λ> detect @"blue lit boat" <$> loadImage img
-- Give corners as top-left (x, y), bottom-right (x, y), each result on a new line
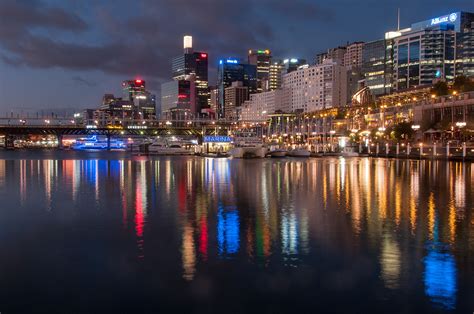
top-left (71, 136), bottom-right (125, 150)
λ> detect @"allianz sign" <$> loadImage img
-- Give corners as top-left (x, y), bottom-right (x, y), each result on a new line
top-left (431, 13), bottom-right (457, 26)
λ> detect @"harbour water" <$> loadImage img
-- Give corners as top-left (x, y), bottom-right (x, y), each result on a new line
top-left (0, 150), bottom-right (472, 313)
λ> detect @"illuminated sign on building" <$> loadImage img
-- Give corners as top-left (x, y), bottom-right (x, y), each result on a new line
top-left (431, 13), bottom-right (457, 25)
top-left (219, 59), bottom-right (238, 65)
top-left (203, 136), bottom-right (232, 143)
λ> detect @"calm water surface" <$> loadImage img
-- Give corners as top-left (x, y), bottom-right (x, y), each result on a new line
top-left (0, 150), bottom-right (473, 313)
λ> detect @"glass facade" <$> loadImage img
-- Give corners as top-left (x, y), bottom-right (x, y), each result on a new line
top-left (361, 39), bottom-right (393, 96)
top-left (172, 52), bottom-right (209, 113)
top-left (217, 60), bottom-right (257, 118)
top-left (390, 11), bottom-right (474, 91)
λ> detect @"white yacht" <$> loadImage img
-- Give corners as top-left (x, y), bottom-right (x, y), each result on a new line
top-left (267, 147), bottom-right (288, 158)
top-left (147, 140), bottom-right (193, 155)
top-left (229, 134), bottom-right (266, 158)
top-left (287, 148), bottom-right (311, 157)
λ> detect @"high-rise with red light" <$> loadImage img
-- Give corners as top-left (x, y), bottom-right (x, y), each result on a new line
top-left (170, 35), bottom-right (209, 114)
top-left (122, 79), bottom-right (156, 119)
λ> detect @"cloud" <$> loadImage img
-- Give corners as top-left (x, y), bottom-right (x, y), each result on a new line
top-left (72, 76), bottom-right (97, 87)
top-left (0, 0), bottom-right (333, 90)
top-left (0, 0), bottom-right (87, 38)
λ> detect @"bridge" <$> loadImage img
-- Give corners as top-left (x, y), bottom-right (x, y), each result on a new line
top-left (0, 118), bottom-right (266, 149)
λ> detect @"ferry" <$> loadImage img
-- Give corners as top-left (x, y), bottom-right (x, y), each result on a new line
top-left (71, 136), bottom-right (126, 150)
top-left (229, 132), bottom-right (266, 158)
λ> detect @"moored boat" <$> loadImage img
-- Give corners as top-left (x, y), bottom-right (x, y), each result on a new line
top-left (268, 149), bottom-right (287, 158)
top-left (229, 133), bottom-right (266, 158)
top-left (287, 148), bottom-right (311, 157)
top-left (148, 140), bottom-right (193, 155)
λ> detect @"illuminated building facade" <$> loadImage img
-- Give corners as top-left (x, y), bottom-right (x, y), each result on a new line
top-left (224, 81), bottom-right (249, 120)
top-left (217, 58), bottom-right (257, 118)
top-left (344, 42), bottom-right (364, 68)
top-left (248, 49), bottom-right (272, 92)
top-left (315, 46), bottom-right (346, 65)
top-left (283, 59), bottom-right (348, 112)
top-left (269, 61), bottom-right (284, 91)
top-left (387, 11), bottom-right (474, 90)
top-left (171, 35), bottom-right (210, 114)
top-left (241, 88), bottom-right (290, 121)
top-left (362, 39), bottom-right (394, 96)
top-left (283, 58), bottom-right (307, 73)
top-left (122, 79), bottom-right (156, 119)
top-left (160, 80), bottom-right (195, 118)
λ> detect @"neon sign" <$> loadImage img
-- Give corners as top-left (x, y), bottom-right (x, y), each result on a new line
top-left (203, 136), bottom-right (232, 143)
top-left (431, 13), bottom-right (457, 25)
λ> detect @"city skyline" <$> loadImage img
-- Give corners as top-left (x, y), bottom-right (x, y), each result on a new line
top-left (0, 0), bottom-right (473, 111)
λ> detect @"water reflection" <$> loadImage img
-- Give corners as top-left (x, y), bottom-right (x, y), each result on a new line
top-left (424, 243), bottom-right (457, 310)
top-left (0, 156), bottom-right (472, 312)
top-left (217, 205), bottom-right (240, 256)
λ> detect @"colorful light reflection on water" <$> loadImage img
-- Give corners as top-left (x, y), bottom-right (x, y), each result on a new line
top-left (0, 151), bottom-right (472, 313)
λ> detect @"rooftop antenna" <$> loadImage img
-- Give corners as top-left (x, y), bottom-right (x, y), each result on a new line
top-left (397, 8), bottom-right (400, 30)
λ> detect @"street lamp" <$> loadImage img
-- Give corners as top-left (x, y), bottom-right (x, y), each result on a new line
top-left (411, 125), bottom-right (420, 131)
top-left (456, 122), bottom-right (466, 128)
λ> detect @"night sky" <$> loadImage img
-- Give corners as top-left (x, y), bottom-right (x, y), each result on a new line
top-left (0, 0), bottom-right (473, 112)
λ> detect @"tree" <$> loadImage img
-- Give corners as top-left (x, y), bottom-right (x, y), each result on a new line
top-left (391, 122), bottom-right (414, 141)
top-left (453, 75), bottom-right (474, 93)
top-left (431, 81), bottom-right (449, 96)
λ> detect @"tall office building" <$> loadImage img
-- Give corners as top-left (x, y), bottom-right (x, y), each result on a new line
top-left (161, 80), bottom-right (196, 117)
top-left (248, 49), bottom-right (272, 92)
top-left (122, 79), bottom-right (156, 119)
top-left (209, 87), bottom-right (219, 114)
top-left (269, 61), bottom-right (284, 91)
top-left (224, 81), bottom-right (249, 120)
top-left (171, 35), bottom-right (209, 114)
top-left (269, 58), bottom-right (308, 91)
top-left (217, 58), bottom-right (257, 118)
top-left (362, 39), bottom-right (394, 96)
top-left (386, 11), bottom-right (474, 90)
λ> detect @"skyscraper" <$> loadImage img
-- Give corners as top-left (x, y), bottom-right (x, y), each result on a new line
top-left (269, 61), bottom-right (284, 91)
top-left (122, 79), bottom-right (156, 119)
top-left (386, 11), bottom-right (474, 90)
top-left (161, 80), bottom-right (196, 117)
top-left (170, 35), bottom-right (209, 114)
top-left (248, 49), bottom-right (272, 92)
top-left (362, 39), bottom-right (394, 96)
top-left (217, 58), bottom-right (257, 118)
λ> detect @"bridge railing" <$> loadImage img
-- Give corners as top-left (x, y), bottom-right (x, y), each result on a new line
top-left (0, 117), bottom-right (270, 128)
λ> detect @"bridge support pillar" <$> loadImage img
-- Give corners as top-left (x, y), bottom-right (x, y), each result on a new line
top-left (106, 134), bottom-right (111, 150)
top-left (57, 134), bottom-right (64, 149)
top-left (4, 134), bottom-right (15, 150)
